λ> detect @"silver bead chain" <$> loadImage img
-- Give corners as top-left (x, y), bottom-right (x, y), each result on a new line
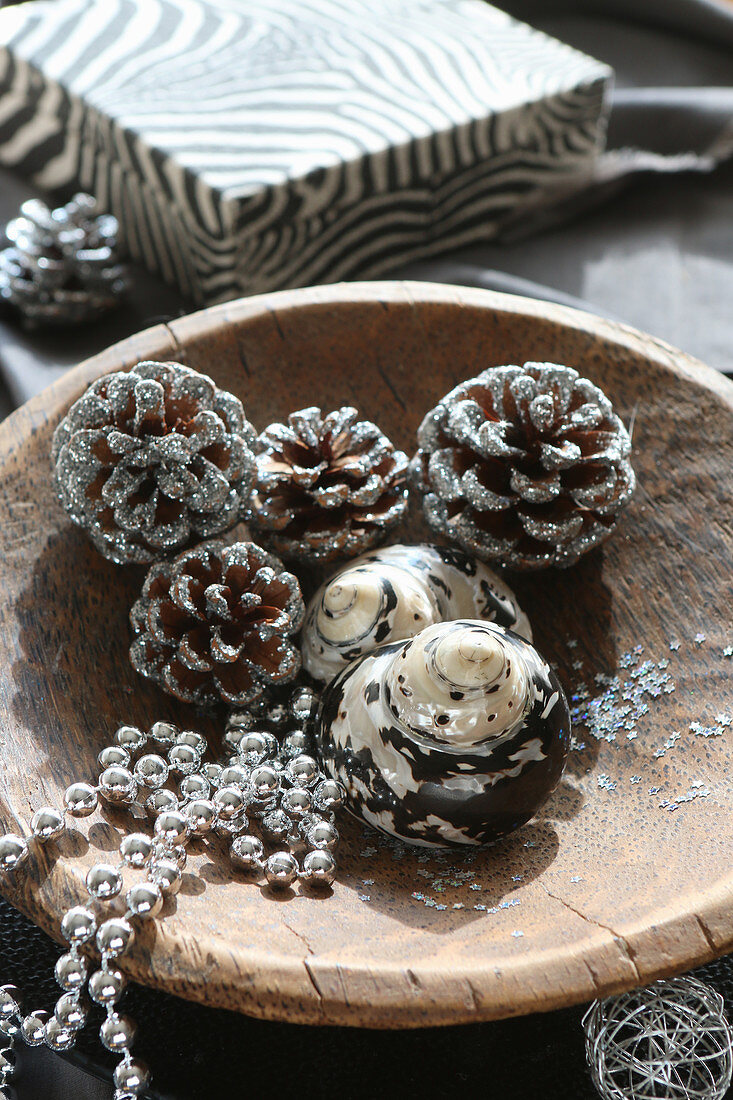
top-left (0, 684), bottom-right (344, 1099)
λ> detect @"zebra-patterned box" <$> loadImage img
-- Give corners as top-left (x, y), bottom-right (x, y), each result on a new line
top-left (0, 0), bottom-right (611, 305)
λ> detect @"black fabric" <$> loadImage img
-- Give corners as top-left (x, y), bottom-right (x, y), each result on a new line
top-left (3, 896), bottom-right (733, 1100)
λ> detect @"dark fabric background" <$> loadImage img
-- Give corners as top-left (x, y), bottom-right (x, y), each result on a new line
top-left (3, 893), bottom-right (733, 1100)
top-left (0, 1), bottom-right (732, 1097)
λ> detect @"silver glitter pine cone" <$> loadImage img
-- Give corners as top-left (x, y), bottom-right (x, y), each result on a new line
top-left (52, 360), bottom-right (257, 564)
top-left (0, 193), bottom-right (127, 327)
top-left (249, 405), bottom-right (409, 563)
top-left (410, 362), bottom-right (635, 570)
top-left (130, 540), bottom-right (305, 708)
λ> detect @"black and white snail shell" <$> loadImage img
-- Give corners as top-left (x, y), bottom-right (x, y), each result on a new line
top-left (315, 619), bottom-right (569, 848)
top-left (301, 543), bottom-right (531, 683)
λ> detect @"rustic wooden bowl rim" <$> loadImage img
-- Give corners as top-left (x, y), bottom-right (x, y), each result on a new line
top-left (1, 281), bottom-right (732, 1029)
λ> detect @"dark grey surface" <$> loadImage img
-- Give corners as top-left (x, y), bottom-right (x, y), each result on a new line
top-left (10, 1045), bottom-right (110, 1100)
top-left (2, 154), bottom-right (733, 415)
top-left (403, 159), bottom-right (733, 375)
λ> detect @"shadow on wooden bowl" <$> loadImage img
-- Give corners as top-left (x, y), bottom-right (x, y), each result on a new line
top-left (0, 281), bottom-right (732, 1028)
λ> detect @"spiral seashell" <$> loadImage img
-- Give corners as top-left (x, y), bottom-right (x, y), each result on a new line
top-left (315, 620), bottom-right (569, 848)
top-left (301, 543), bottom-right (531, 682)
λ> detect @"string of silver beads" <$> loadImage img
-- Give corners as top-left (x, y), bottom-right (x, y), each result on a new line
top-left (0, 722), bottom-right (193, 1094)
top-left (0, 985), bottom-right (19, 1099)
top-left (0, 690), bottom-right (343, 1096)
top-left (222, 687), bottom-right (344, 889)
top-left (0, 722), bottom-right (192, 1095)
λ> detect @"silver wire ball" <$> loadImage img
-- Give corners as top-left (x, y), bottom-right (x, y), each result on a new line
top-left (583, 977), bottom-right (733, 1100)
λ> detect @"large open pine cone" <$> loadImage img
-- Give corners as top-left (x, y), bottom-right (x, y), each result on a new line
top-left (52, 361), bottom-right (256, 564)
top-left (411, 363), bottom-right (635, 570)
top-left (249, 406), bottom-right (409, 563)
top-left (130, 541), bottom-right (304, 707)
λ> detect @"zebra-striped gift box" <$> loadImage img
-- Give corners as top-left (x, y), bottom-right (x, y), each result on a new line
top-left (0, 0), bottom-right (611, 306)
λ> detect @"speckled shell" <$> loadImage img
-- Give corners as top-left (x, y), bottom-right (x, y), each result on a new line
top-left (301, 543), bottom-right (532, 683)
top-left (315, 620), bottom-right (569, 848)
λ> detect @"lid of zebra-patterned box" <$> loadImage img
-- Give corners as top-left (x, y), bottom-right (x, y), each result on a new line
top-left (0, 0), bottom-right (611, 220)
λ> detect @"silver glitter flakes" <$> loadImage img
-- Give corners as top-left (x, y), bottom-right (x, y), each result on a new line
top-left (570, 647), bottom-right (676, 747)
top-left (690, 720), bottom-right (728, 739)
top-left (659, 783), bottom-right (710, 813)
top-left (652, 731), bottom-right (681, 759)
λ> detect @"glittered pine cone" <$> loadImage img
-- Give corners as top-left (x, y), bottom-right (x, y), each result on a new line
top-left (0, 193), bottom-right (127, 327)
top-left (130, 540), bottom-right (304, 707)
top-left (249, 406), bottom-right (409, 563)
top-left (52, 361), bottom-right (257, 564)
top-left (410, 362), bottom-right (635, 570)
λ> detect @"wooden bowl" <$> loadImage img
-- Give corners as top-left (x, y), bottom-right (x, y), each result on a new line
top-left (1, 282), bottom-right (732, 1028)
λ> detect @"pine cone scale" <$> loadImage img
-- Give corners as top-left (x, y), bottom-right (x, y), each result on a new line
top-left (157, 602), bottom-right (192, 639)
top-left (249, 571), bottom-right (296, 607)
top-left (208, 633), bottom-right (243, 665)
top-left (518, 507), bottom-right (585, 543)
top-left (178, 630), bottom-right (216, 672)
top-left (565, 428), bottom-right (627, 457)
top-left (446, 509), bottom-right (517, 555)
top-left (243, 636), bottom-right (299, 679)
top-left (509, 468), bottom-right (561, 504)
top-left (161, 658), bottom-right (211, 704)
top-left (167, 578), bottom-right (204, 620)
top-left (155, 465), bottom-right (198, 502)
top-left (539, 440), bottom-right (582, 470)
top-left (352, 493), bottom-right (406, 525)
top-left (480, 425), bottom-right (523, 461)
top-left (462, 468), bottom-right (514, 511)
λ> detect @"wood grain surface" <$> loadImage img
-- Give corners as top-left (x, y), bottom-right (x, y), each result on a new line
top-left (0, 281), bottom-right (732, 1028)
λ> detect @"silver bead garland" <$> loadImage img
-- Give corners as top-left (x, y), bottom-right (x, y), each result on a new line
top-left (0, 684), bottom-right (345, 1098)
top-left (3, 721), bottom-right (733, 1100)
top-left (583, 977), bottom-right (733, 1100)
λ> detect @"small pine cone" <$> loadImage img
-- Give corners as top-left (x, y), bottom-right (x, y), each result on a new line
top-left (410, 362), bottom-right (635, 570)
top-left (0, 193), bottom-right (127, 327)
top-left (130, 541), bottom-right (304, 708)
top-left (52, 361), bottom-right (256, 564)
top-left (249, 406), bottom-right (409, 563)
